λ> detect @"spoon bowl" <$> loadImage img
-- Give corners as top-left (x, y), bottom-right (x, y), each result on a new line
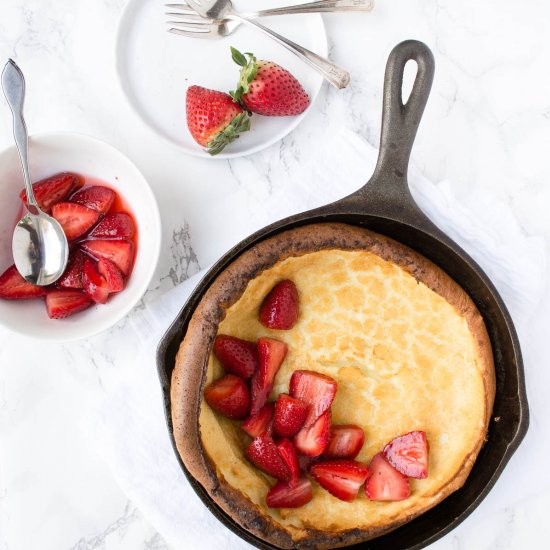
top-left (1, 59), bottom-right (69, 285)
top-left (12, 211), bottom-right (69, 286)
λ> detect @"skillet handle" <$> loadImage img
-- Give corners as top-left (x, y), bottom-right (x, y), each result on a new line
top-left (339, 40), bottom-right (435, 215)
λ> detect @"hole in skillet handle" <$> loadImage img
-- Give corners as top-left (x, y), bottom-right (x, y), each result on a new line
top-left (401, 59), bottom-right (418, 105)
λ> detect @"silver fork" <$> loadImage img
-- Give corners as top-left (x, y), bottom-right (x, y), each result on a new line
top-left (166, 0), bottom-right (373, 42)
top-left (166, 0), bottom-right (374, 23)
top-left (166, 0), bottom-right (352, 89)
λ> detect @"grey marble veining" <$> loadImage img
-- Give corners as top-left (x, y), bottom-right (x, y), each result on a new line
top-left (68, 501), bottom-right (170, 550)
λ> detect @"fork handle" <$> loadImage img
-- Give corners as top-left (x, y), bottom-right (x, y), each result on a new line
top-left (229, 14), bottom-right (350, 89)
top-left (242, 0), bottom-right (374, 18)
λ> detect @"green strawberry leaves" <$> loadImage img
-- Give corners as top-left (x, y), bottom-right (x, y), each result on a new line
top-left (206, 111), bottom-right (251, 156)
top-left (230, 47), bottom-right (258, 104)
top-left (230, 47), bottom-right (248, 67)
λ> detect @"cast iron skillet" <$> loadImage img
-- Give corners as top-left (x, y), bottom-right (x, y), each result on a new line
top-left (157, 40), bottom-right (529, 549)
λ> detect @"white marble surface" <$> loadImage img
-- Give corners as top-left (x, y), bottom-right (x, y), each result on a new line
top-left (0, 1), bottom-right (549, 549)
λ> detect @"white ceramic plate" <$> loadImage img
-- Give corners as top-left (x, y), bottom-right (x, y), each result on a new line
top-left (0, 133), bottom-right (161, 342)
top-left (116, 0), bottom-right (327, 158)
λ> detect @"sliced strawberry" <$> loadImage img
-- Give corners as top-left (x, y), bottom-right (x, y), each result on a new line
top-left (274, 393), bottom-right (308, 438)
top-left (81, 239), bottom-right (134, 275)
top-left (365, 453), bottom-right (410, 501)
top-left (310, 459), bottom-right (369, 502)
top-left (289, 370), bottom-right (337, 427)
top-left (266, 477), bottom-right (312, 509)
top-left (250, 338), bottom-right (288, 415)
top-left (324, 425), bottom-right (365, 460)
top-left (0, 264), bottom-right (45, 300)
top-left (298, 454), bottom-right (316, 473)
top-left (89, 213), bottom-right (135, 240)
top-left (245, 435), bottom-right (290, 481)
top-left (56, 250), bottom-right (86, 289)
top-left (204, 374), bottom-right (250, 420)
top-left (257, 338), bottom-right (288, 386)
top-left (276, 439), bottom-right (300, 487)
top-left (51, 202), bottom-right (100, 241)
top-left (242, 402), bottom-right (275, 438)
top-left (97, 258), bottom-right (124, 293)
top-left (82, 257), bottom-right (110, 304)
top-left (70, 186), bottom-right (115, 214)
top-left (20, 172), bottom-right (83, 213)
top-left (293, 410), bottom-right (331, 457)
top-left (383, 431), bottom-right (428, 479)
top-left (259, 279), bottom-right (299, 330)
top-left (45, 289), bottom-right (93, 319)
top-left (250, 375), bottom-right (271, 418)
top-left (213, 335), bottom-right (259, 380)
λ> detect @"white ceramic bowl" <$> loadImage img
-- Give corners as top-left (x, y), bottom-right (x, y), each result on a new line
top-left (0, 132), bottom-right (161, 341)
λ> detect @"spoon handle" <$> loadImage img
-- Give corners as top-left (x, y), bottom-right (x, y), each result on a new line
top-left (1, 59), bottom-right (39, 214)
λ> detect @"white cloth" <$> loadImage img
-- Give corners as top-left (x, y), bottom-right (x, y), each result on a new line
top-left (84, 128), bottom-right (546, 549)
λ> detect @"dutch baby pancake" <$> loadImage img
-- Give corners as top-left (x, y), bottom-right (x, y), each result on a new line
top-left (171, 222), bottom-right (495, 549)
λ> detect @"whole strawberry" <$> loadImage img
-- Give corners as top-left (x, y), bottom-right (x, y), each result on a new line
top-left (186, 85), bottom-right (251, 155)
top-left (230, 47), bottom-right (310, 116)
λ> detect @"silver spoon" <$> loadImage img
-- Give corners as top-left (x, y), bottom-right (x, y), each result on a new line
top-left (1, 59), bottom-right (68, 286)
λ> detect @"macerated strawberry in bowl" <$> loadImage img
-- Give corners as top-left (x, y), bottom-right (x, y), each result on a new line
top-left (0, 172), bottom-right (138, 319)
top-left (0, 132), bottom-right (161, 340)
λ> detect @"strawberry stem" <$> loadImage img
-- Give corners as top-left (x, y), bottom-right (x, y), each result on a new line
top-left (206, 111), bottom-right (251, 156)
